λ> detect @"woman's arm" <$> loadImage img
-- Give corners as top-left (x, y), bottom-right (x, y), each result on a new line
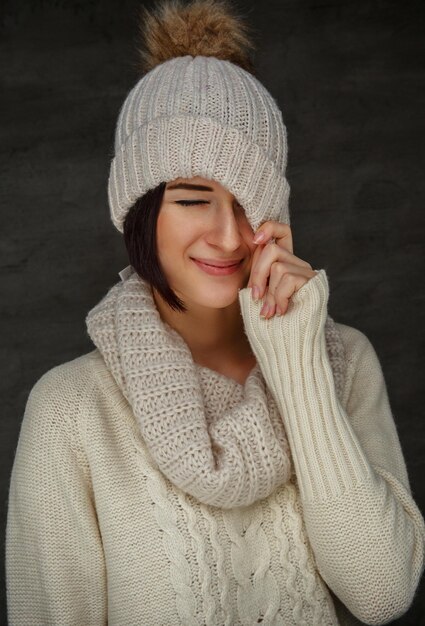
top-left (6, 364), bottom-right (107, 626)
top-left (238, 269), bottom-right (425, 626)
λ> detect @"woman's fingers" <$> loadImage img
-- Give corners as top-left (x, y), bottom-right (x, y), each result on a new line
top-left (247, 221), bottom-right (317, 318)
top-left (261, 264), bottom-right (316, 318)
top-left (247, 244), bottom-right (264, 289)
top-left (253, 221), bottom-right (294, 254)
top-left (249, 242), bottom-right (312, 299)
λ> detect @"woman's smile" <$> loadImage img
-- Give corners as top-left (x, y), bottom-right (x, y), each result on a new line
top-left (191, 257), bottom-right (244, 275)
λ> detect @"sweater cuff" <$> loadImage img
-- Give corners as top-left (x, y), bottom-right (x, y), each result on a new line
top-left (238, 269), bottom-right (372, 503)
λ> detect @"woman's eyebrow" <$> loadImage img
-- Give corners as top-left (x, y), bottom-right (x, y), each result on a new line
top-left (166, 183), bottom-right (214, 192)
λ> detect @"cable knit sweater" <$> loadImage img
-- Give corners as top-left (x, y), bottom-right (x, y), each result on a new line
top-left (6, 269), bottom-right (425, 626)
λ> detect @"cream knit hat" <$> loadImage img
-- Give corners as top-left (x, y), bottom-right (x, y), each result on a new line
top-left (108, 0), bottom-right (291, 234)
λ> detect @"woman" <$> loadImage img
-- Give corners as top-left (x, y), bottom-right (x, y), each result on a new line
top-left (6, 0), bottom-right (425, 624)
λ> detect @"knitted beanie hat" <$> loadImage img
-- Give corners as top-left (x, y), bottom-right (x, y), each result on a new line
top-left (108, 0), bottom-right (291, 234)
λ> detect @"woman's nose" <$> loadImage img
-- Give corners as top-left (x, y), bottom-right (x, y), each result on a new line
top-left (207, 205), bottom-right (243, 251)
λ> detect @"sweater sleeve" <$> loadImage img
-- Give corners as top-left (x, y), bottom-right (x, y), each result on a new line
top-left (238, 269), bottom-right (425, 626)
top-left (6, 364), bottom-right (107, 626)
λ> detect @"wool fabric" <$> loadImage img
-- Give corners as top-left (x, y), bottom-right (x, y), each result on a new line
top-left (108, 55), bottom-right (290, 233)
top-left (85, 268), bottom-right (345, 509)
top-left (6, 269), bottom-right (425, 625)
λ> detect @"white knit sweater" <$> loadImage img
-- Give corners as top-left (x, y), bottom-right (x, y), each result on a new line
top-left (6, 270), bottom-right (425, 625)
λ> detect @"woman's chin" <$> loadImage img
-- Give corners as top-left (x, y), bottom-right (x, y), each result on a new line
top-left (184, 286), bottom-right (242, 310)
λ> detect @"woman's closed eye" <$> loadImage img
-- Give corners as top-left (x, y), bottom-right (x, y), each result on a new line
top-left (175, 199), bottom-right (209, 206)
top-left (174, 199), bottom-right (244, 209)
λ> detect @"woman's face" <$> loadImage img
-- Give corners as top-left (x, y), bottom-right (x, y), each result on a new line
top-left (156, 176), bottom-right (257, 310)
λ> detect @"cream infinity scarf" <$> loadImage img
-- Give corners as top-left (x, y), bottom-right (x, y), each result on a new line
top-left (86, 271), bottom-right (346, 509)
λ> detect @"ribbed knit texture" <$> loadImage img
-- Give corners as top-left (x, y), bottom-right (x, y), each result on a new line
top-left (7, 270), bottom-right (425, 624)
top-left (239, 270), bottom-right (372, 503)
top-left (85, 269), bottom-right (345, 509)
top-left (108, 55), bottom-right (290, 233)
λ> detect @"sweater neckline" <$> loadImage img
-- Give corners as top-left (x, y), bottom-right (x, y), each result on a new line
top-left (196, 361), bottom-right (261, 389)
top-left (86, 272), bottom-right (293, 508)
top-left (160, 315), bottom-right (260, 389)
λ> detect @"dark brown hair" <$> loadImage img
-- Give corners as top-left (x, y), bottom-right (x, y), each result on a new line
top-left (123, 182), bottom-right (187, 313)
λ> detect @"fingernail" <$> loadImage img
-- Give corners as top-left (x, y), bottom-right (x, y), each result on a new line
top-left (260, 303), bottom-right (269, 317)
top-left (252, 286), bottom-right (260, 301)
top-left (276, 306), bottom-right (282, 316)
top-left (253, 231), bottom-right (265, 244)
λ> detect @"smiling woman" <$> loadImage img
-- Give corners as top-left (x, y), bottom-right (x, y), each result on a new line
top-left (123, 175), bottom-right (258, 381)
top-left (5, 0), bottom-right (425, 625)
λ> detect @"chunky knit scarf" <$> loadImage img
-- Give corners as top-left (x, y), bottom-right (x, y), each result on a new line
top-left (86, 270), bottom-right (346, 509)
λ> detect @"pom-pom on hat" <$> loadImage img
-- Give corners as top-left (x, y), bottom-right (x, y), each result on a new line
top-left (108, 0), bottom-right (291, 233)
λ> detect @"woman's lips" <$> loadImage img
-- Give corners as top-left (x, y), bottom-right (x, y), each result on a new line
top-left (191, 258), bottom-right (243, 276)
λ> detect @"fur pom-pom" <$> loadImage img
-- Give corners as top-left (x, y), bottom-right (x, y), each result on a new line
top-left (137, 0), bottom-right (256, 75)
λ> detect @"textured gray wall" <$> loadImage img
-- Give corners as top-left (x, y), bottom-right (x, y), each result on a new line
top-left (2, 0), bottom-right (424, 623)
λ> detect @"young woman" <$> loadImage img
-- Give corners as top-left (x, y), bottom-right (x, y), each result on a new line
top-left (6, 1), bottom-right (425, 624)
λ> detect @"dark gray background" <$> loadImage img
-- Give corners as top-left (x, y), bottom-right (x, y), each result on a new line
top-left (2, 0), bottom-right (424, 623)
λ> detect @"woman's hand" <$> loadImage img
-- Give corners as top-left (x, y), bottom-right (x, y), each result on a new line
top-left (247, 221), bottom-right (318, 319)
